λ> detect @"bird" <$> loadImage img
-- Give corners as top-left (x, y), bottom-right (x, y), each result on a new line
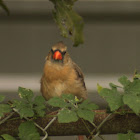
top-left (40, 41), bottom-right (87, 140)
top-left (40, 41), bottom-right (87, 101)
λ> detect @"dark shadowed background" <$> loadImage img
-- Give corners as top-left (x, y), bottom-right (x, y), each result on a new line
top-left (0, 0), bottom-right (140, 139)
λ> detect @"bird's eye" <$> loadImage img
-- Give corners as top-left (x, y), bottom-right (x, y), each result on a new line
top-left (62, 51), bottom-right (66, 55)
top-left (51, 49), bottom-right (54, 53)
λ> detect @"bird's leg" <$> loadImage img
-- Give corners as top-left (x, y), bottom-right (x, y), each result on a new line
top-left (78, 135), bottom-right (84, 140)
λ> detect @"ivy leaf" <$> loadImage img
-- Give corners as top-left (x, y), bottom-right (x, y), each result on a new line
top-left (126, 79), bottom-right (140, 95)
top-left (33, 96), bottom-right (46, 117)
top-left (50, 0), bottom-right (84, 46)
top-left (34, 108), bottom-right (45, 117)
top-left (0, 95), bottom-right (5, 102)
top-left (61, 94), bottom-right (80, 104)
top-left (77, 109), bottom-right (95, 123)
top-left (118, 76), bottom-right (131, 87)
top-left (97, 83), bottom-right (103, 93)
top-left (0, 104), bottom-right (11, 118)
top-left (109, 83), bottom-right (122, 89)
top-left (99, 88), bottom-right (123, 111)
top-left (18, 87), bottom-right (34, 101)
top-left (61, 94), bottom-right (75, 101)
top-left (47, 97), bottom-right (67, 108)
top-left (58, 108), bottom-right (78, 123)
top-left (1, 134), bottom-right (16, 140)
top-left (20, 107), bottom-right (34, 118)
top-left (33, 96), bottom-right (46, 105)
top-left (12, 100), bottom-right (34, 118)
top-left (134, 74), bottom-right (140, 79)
top-left (117, 131), bottom-right (138, 140)
top-left (79, 100), bottom-right (98, 110)
top-left (123, 94), bottom-right (140, 115)
top-left (18, 121), bottom-right (40, 140)
top-left (0, 0), bottom-right (10, 15)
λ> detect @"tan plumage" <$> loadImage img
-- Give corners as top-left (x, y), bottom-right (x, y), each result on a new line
top-left (40, 42), bottom-right (87, 100)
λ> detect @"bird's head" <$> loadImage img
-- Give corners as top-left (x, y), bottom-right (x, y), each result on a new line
top-left (47, 42), bottom-right (70, 64)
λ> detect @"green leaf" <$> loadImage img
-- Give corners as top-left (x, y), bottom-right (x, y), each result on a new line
top-left (77, 109), bottom-right (95, 123)
top-left (12, 100), bottom-right (34, 118)
top-left (126, 79), bottom-right (140, 95)
top-left (97, 83), bottom-right (103, 93)
top-left (20, 107), bottom-right (34, 118)
top-left (0, 104), bottom-right (11, 117)
top-left (134, 74), bottom-right (140, 79)
top-left (18, 87), bottom-right (34, 101)
top-left (33, 96), bottom-right (46, 116)
top-left (61, 94), bottom-right (75, 101)
top-left (1, 134), bottom-right (16, 140)
top-left (99, 88), bottom-right (123, 111)
top-left (0, 0), bottom-right (10, 15)
top-left (61, 94), bottom-right (79, 104)
top-left (109, 83), bottom-right (122, 89)
top-left (123, 94), bottom-right (140, 115)
top-left (50, 0), bottom-right (84, 46)
top-left (18, 121), bottom-right (40, 140)
top-left (58, 108), bottom-right (78, 123)
top-left (79, 100), bottom-right (98, 110)
top-left (118, 76), bottom-right (131, 87)
top-left (0, 95), bottom-right (5, 102)
top-left (34, 107), bottom-right (45, 117)
top-left (47, 97), bottom-right (67, 108)
top-left (117, 131), bottom-right (138, 140)
top-left (33, 96), bottom-right (46, 105)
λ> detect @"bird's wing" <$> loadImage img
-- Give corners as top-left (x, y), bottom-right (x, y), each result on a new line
top-left (72, 62), bottom-right (86, 90)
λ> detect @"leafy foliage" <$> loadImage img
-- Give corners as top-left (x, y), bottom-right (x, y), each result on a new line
top-left (50, 0), bottom-right (84, 46)
top-left (1, 134), bottom-right (16, 140)
top-left (58, 108), bottom-right (78, 123)
top-left (48, 94), bottom-right (98, 123)
top-left (12, 87), bottom-right (46, 118)
top-left (117, 131), bottom-right (138, 140)
top-left (0, 95), bottom-right (11, 118)
top-left (18, 121), bottom-right (40, 140)
top-left (98, 75), bottom-right (140, 115)
top-left (0, 95), bottom-right (5, 102)
top-left (98, 87), bottom-right (123, 111)
top-left (0, 0), bottom-right (9, 15)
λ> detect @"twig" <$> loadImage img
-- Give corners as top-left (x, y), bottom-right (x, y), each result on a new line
top-left (12, 108), bottom-right (48, 138)
top-left (88, 114), bottom-right (112, 140)
top-left (96, 113), bottom-right (112, 131)
top-left (0, 112), bottom-right (15, 125)
top-left (44, 117), bottom-right (57, 131)
top-left (81, 119), bottom-right (91, 134)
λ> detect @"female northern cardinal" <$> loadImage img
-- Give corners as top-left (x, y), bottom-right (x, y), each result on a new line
top-left (40, 42), bottom-right (87, 140)
top-left (40, 41), bottom-right (87, 100)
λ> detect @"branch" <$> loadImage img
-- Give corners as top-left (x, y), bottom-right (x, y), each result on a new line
top-left (0, 110), bottom-right (140, 136)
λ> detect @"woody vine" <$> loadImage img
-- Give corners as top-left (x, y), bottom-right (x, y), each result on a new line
top-left (0, 0), bottom-right (140, 140)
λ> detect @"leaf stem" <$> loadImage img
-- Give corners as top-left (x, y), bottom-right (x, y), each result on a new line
top-left (44, 117), bottom-right (57, 131)
top-left (0, 112), bottom-right (15, 125)
top-left (96, 113), bottom-right (112, 131)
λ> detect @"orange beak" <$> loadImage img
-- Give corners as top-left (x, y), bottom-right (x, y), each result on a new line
top-left (53, 51), bottom-right (63, 60)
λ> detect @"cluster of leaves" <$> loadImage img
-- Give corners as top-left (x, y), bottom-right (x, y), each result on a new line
top-left (0, 95), bottom-right (11, 118)
top-left (0, 87), bottom-right (45, 140)
top-left (0, 0), bottom-right (9, 15)
top-left (12, 87), bottom-right (46, 118)
top-left (0, 121), bottom-right (40, 140)
top-left (1, 0), bottom-right (84, 47)
top-left (98, 75), bottom-right (140, 115)
top-left (117, 131), bottom-right (138, 140)
top-left (48, 94), bottom-right (98, 123)
top-left (50, 0), bottom-right (84, 46)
